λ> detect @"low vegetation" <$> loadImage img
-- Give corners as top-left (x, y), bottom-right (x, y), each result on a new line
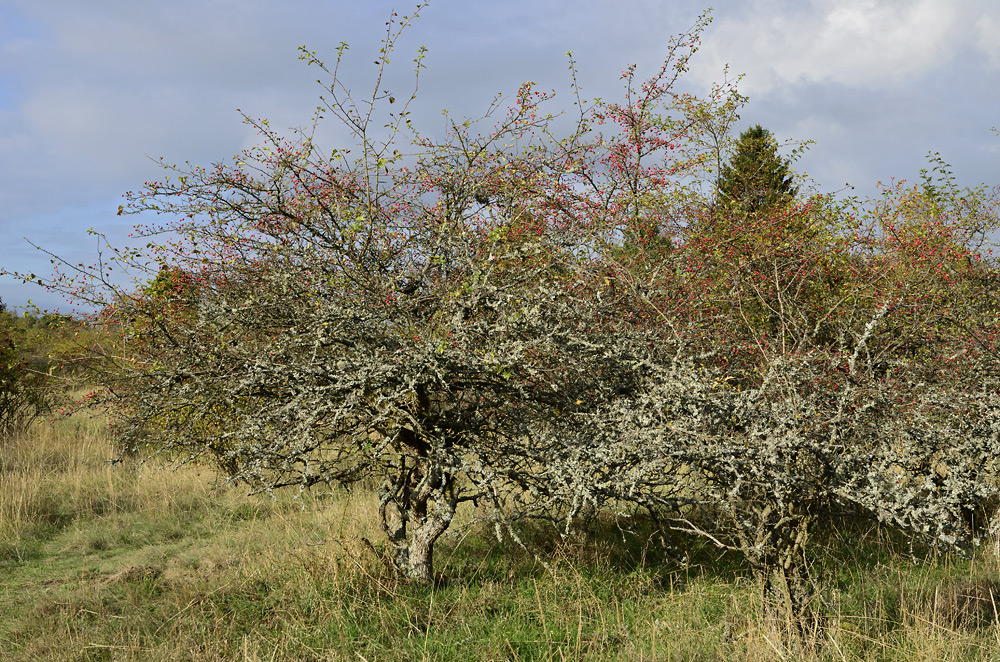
top-left (2, 414), bottom-right (1000, 660)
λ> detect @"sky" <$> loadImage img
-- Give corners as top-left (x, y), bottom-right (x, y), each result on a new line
top-left (1, 0), bottom-right (998, 312)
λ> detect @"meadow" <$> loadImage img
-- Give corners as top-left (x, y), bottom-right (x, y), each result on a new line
top-left (3, 411), bottom-right (1000, 661)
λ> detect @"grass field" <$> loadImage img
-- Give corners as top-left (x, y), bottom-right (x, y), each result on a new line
top-left (3, 412), bottom-right (1000, 661)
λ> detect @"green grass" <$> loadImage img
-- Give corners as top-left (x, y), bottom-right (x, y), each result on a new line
top-left (3, 415), bottom-right (1000, 660)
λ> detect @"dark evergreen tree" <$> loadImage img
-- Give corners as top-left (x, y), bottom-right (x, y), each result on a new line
top-left (715, 124), bottom-right (797, 217)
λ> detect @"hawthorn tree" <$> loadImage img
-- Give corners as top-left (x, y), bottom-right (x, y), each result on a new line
top-left (23, 7), bottom-right (736, 582)
top-left (589, 165), bottom-right (1000, 628)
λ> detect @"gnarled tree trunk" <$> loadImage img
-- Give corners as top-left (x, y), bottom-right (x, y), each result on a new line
top-left (377, 454), bottom-right (457, 582)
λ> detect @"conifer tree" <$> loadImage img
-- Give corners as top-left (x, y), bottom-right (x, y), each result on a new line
top-left (715, 124), bottom-right (797, 217)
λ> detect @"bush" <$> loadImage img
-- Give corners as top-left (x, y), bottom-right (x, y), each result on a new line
top-left (0, 301), bottom-right (53, 437)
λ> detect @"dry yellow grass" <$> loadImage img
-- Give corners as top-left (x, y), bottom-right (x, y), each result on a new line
top-left (4, 410), bottom-right (1000, 660)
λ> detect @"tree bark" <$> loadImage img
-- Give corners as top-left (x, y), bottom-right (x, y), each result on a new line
top-left (377, 456), bottom-right (457, 582)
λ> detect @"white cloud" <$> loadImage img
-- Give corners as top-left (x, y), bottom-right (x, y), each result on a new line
top-left (693, 0), bottom-right (978, 93)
